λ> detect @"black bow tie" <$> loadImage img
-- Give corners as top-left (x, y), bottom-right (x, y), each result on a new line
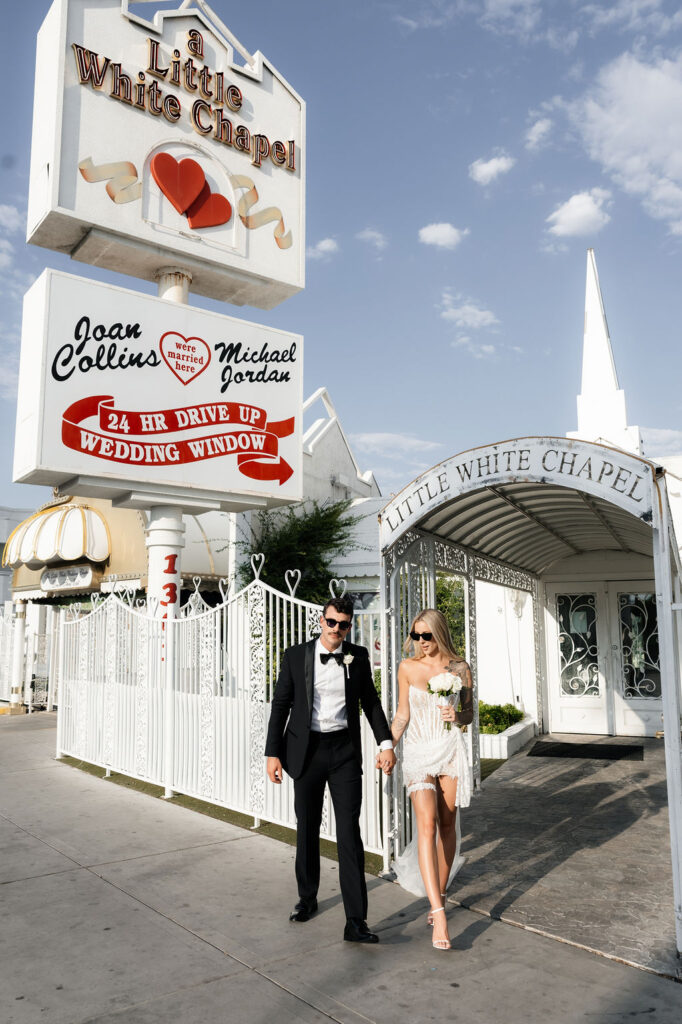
top-left (320, 651), bottom-right (344, 666)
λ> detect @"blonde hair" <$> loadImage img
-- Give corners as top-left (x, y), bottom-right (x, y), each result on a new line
top-left (404, 608), bottom-right (463, 663)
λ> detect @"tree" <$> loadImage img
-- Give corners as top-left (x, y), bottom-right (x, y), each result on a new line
top-left (238, 499), bottom-right (362, 604)
top-left (436, 573), bottom-right (466, 656)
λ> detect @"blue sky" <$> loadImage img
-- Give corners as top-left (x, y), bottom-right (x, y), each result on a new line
top-left (3, 0), bottom-right (682, 508)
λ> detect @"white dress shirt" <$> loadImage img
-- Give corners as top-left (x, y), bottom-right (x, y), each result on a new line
top-left (311, 639), bottom-right (348, 733)
top-left (311, 639), bottom-right (393, 751)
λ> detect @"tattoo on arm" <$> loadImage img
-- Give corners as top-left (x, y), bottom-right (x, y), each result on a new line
top-left (391, 714), bottom-right (409, 743)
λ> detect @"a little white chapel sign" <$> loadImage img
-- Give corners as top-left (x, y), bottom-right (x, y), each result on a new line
top-left (27, 0), bottom-right (305, 309)
top-left (379, 438), bottom-right (655, 550)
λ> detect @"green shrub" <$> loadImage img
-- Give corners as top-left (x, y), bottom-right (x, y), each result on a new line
top-left (435, 574), bottom-right (465, 656)
top-left (478, 701), bottom-right (524, 734)
top-left (238, 499), bottom-right (362, 604)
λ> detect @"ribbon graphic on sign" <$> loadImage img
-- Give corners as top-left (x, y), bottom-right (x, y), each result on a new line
top-left (79, 157), bottom-right (143, 203)
top-left (230, 174), bottom-right (292, 250)
top-left (62, 395), bottom-right (294, 484)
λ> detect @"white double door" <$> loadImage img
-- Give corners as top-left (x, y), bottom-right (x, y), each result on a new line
top-left (546, 581), bottom-right (662, 737)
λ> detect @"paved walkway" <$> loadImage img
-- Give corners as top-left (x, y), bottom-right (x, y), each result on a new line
top-left (452, 734), bottom-right (679, 977)
top-left (1, 714), bottom-right (680, 1024)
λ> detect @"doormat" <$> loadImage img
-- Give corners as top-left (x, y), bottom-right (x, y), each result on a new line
top-left (527, 741), bottom-right (644, 761)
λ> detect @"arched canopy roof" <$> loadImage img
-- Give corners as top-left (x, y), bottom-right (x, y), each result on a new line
top-left (380, 437), bottom-right (658, 576)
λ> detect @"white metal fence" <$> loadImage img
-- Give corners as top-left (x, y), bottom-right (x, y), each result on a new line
top-left (55, 582), bottom-right (387, 855)
top-left (0, 604), bottom-right (14, 703)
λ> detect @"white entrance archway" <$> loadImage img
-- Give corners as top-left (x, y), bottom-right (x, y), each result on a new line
top-left (379, 435), bottom-right (682, 955)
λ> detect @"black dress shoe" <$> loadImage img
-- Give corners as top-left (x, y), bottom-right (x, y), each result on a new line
top-left (343, 918), bottom-right (379, 943)
top-left (289, 899), bottom-right (318, 922)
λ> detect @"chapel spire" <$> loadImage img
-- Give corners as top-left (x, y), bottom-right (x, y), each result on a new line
top-left (567, 249), bottom-right (641, 455)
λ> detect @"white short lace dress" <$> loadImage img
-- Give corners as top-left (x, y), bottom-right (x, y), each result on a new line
top-left (401, 684), bottom-right (472, 805)
top-left (392, 680), bottom-right (472, 896)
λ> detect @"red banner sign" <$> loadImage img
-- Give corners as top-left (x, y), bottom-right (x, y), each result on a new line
top-left (62, 395), bottom-right (294, 484)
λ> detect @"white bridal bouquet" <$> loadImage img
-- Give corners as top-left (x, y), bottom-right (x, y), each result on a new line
top-left (427, 671), bottom-right (463, 731)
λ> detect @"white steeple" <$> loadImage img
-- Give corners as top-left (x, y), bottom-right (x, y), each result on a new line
top-left (567, 249), bottom-right (641, 455)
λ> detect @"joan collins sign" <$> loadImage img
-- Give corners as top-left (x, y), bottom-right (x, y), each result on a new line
top-left (13, 271), bottom-right (303, 508)
top-left (26, 0), bottom-right (305, 309)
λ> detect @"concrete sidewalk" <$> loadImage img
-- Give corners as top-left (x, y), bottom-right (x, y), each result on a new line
top-left (1, 714), bottom-right (680, 1024)
top-left (452, 734), bottom-right (679, 977)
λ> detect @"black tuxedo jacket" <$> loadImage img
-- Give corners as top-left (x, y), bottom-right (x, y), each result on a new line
top-left (264, 639), bottom-right (392, 780)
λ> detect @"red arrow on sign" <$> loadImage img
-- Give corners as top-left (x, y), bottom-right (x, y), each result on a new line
top-left (238, 454), bottom-right (293, 484)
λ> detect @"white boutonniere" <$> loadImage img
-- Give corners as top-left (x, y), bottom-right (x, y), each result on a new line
top-left (427, 671), bottom-right (463, 730)
top-left (343, 653), bottom-right (354, 666)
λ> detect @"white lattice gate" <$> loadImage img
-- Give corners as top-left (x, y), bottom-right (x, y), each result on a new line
top-left (56, 582), bottom-right (387, 855)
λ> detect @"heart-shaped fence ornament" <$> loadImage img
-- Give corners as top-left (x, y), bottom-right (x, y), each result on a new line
top-left (285, 569), bottom-right (301, 597)
top-left (328, 578), bottom-right (347, 598)
top-left (251, 553), bottom-right (265, 580)
top-left (119, 587), bottom-right (137, 608)
top-left (218, 577), bottom-right (231, 603)
top-left (72, 602), bottom-right (82, 618)
top-left (91, 593), bottom-right (105, 611)
top-left (192, 576), bottom-right (202, 593)
top-left (147, 596), bottom-right (160, 618)
top-left (136, 599), bottom-right (146, 610)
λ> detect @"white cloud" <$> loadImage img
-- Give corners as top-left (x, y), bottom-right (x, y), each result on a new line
top-left (469, 153), bottom-right (516, 185)
top-left (418, 223), bottom-right (469, 249)
top-left (0, 352), bottom-right (19, 399)
top-left (440, 290), bottom-right (500, 357)
top-left (0, 268), bottom-right (37, 303)
top-left (441, 302), bottom-right (499, 328)
top-left (0, 238), bottom-right (13, 270)
top-left (580, 0), bottom-right (682, 36)
top-left (306, 237), bottom-right (339, 261)
top-left (394, 2), bottom-right (457, 31)
top-left (480, 0), bottom-right (543, 38)
top-left (349, 432), bottom-right (443, 459)
top-left (544, 25), bottom-right (579, 52)
top-left (568, 52), bottom-right (682, 234)
top-left (546, 188), bottom-right (612, 237)
top-left (525, 117), bottom-right (553, 150)
top-left (640, 427), bottom-right (682, 457)
top-left (0, 204), bottom-right (24, 234)
top-left (450, 336), bottom-right (497, 358)
top-left (440, 289), bottom-right (500, 329)
top-left (356, 228), bottom-right (388, 251)
top-left (349, 432), bottom-right (445, 488)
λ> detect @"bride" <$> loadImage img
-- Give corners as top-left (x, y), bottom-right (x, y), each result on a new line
top-left (383, 608), bottom-right (473, 951)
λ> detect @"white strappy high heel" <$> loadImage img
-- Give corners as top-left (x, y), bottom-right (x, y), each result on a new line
top-left (430, 906), bottom-right (451, 950)
top-left (427, 894), bottom-right (447, 926)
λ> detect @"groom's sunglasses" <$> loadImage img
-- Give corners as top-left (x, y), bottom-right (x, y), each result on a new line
top-left (410, 630), bottom-right (433, 641)
top-left (324, 617), bottom-right (352, 631)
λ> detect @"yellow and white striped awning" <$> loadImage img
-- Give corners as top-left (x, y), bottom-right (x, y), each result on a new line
top-left (2, 503), bottom-right (111, 570)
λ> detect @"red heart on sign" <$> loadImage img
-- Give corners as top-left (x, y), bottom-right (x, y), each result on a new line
top-left (151, 153), bottom-right (205, 214)
top-left (187, 181), bottom-right (232, 229)
top-left (159, 332), bottom-right (212, 386)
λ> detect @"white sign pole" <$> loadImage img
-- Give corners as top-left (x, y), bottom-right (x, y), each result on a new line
top-left (149, 267), bottom-right (192, 801)
top-left (144, 269), bottom-right (194, 620)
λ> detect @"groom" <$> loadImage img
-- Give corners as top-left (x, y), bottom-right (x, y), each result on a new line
top-left (265, 595), bottom-right (395, 943)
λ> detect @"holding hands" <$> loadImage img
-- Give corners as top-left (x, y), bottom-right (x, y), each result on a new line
top-left (376, 748), bottom-right (396, 775)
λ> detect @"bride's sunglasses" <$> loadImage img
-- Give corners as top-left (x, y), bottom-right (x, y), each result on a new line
top-left (325, 617), bottom-right (352, 631)
top-left (410, 630), bottom-right (433, 641)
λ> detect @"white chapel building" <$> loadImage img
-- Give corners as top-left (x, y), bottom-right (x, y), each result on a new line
top-left (382, 250), bottom-right (679, 740)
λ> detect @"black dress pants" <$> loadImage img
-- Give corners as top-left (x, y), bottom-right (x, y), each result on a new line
top-left (293, 729), bottom-right (366, 921)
